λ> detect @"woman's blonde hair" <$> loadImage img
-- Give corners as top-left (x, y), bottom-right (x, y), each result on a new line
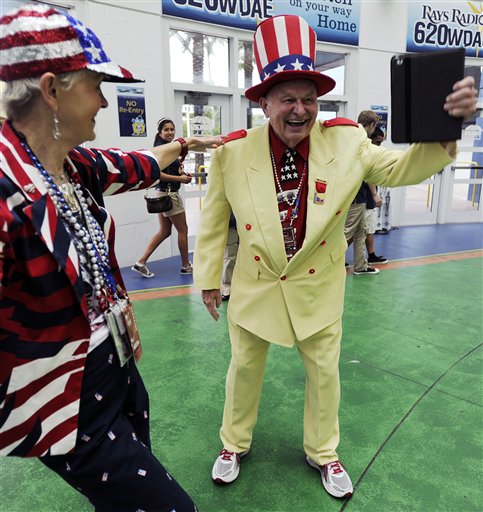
top-left (3, 70), bottom-right (89, 120)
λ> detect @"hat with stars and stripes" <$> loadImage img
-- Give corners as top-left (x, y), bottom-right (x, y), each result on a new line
top-left (0, 3), bottom-right (143, 83)
top-left (245, 15), bottom-right (335, 102)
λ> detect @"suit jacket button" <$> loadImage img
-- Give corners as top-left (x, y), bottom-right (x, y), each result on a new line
top-left (245, 224), bottom-right (252, 230)
top-left (321, 240), bottom-right (327, 246)
top-left (309, 268), bottom-right (316, 274)
top-left (280, 275), bottom-right (287, 281)
top-left (254, 255), bottom-right (260, 261)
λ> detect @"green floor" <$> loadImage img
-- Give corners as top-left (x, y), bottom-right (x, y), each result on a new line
top-left (1, 257), bottom-right (482, 511)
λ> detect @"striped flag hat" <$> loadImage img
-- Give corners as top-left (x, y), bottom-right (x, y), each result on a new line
top-left (0, 3), bottom-right (142, 83)
top-left (245, 15), bottom-right (335, 102)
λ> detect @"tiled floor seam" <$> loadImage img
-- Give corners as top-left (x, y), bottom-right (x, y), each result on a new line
top-left (339, 342), bottom-right (482, 511)
top-left (128, 251), bottom-right (483, 301)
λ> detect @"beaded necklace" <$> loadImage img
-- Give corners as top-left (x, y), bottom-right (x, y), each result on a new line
top-left (269, 146), bottom-right (307, 259)
top-left (269, 147), bottom-right (307, 208)
top-left (18, 134), bottom-right (119, 310)
top-left (50, 172), bottom-right (80, 211)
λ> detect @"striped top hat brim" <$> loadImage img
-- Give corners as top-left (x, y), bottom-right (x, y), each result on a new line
top-left (245, 15), bottom-right (335, 102)
top-left (0, 3), bottom-right (143, 83)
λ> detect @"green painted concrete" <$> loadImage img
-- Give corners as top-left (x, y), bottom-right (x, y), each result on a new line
top-left (1, 258), bottom-right (481, 511)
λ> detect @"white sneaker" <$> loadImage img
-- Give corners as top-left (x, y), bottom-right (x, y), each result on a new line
top-left (131, 263), bottom-right (154, 278)
top-left (211, 448), bottom-right (249, 484)
top-left (180, 262), bottom-right (193, 275)
top-left (306, 456), bottom-right (353, 499)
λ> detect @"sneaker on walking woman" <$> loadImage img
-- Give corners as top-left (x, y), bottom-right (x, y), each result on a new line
top-left (131, 262), bottom-right (154, 278)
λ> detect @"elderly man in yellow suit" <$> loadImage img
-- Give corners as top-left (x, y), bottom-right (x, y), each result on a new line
top-left (194, 14), bottom-right (476, 500)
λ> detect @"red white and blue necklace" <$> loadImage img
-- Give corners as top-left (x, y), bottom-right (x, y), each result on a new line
top-left (17, 131), bottom-right (118, 309)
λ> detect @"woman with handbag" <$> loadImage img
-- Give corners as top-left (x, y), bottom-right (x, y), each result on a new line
top-left (132, 118), bottom-right (194, 278)
top-left (0, 4), bottom-right (222, 510)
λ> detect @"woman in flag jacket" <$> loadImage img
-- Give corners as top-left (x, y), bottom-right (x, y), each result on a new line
top-left (0, 4), bottom-right (220, 511)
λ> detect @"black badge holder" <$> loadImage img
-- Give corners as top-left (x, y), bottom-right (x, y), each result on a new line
top-left (390, 48), bottom-right (466, 143)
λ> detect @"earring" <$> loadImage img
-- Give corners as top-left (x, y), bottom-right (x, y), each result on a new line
top-left (52, 113), bottom-right (60, 140)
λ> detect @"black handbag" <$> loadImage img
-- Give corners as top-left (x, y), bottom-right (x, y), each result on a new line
top-left (144, 186), bottom-right (173, 213)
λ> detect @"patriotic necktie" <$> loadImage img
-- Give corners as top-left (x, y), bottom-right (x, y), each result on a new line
top-left (281, 148), bottom-right (298, 182)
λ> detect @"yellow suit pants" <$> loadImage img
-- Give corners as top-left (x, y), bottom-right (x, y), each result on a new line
top-left (221, 316), bottom-right (342, 465)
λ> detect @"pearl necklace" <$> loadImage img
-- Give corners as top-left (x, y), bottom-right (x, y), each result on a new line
top-left (269, 147), bottom-right (307, 208)
top-left (19, 137), bottom-right (118, 307)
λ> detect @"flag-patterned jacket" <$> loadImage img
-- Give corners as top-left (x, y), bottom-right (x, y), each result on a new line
top-left (0, 121), bottom-right (160, 457)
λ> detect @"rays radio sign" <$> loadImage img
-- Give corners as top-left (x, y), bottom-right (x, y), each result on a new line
top-left (407, 1), bottom-right (483, 57)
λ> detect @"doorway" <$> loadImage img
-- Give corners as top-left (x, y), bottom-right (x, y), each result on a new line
top-left (398, 128), bottom-right (483, 226)
top-left (440, 136), bottom-right (483, 223)
top-left (173, 91), bottom-right (231, 252)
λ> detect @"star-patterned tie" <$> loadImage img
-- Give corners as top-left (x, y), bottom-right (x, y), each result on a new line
top-left (281, 148), bottom-right (298, 182)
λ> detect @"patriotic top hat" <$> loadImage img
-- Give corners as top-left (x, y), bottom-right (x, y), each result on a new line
top-left (0, 3), bottom-right (142, 83)
top-left (245, 15), bottom-right (335, 102)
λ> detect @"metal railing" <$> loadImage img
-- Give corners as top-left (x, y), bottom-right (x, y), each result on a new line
top-left (450, 163), bottom-right (482, 207)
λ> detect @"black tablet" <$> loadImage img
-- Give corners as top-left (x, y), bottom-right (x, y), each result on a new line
top-left (390, 48), bottom-right (466, 143)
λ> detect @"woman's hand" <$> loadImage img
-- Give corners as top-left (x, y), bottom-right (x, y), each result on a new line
top-left (186, 136), bottom-right (224, 152)
top-left (151, 136), bottom-right (224, 175)
top-left (179, 173), bottom-right (192, 184)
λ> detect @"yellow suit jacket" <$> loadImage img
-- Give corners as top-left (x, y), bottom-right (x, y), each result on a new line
top-left (194, 122), bottom-right (452, 347)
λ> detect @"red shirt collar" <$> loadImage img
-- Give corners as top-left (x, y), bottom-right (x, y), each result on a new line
top-left (269, 125), bottom-right (310, 164)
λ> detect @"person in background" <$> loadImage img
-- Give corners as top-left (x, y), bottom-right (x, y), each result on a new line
top-left (344, 111), bottom-right (384, 275)
top-left (365, 188), bottom-right (388, 265)
top-left (371, 127), bottom-right (392, 233)
top-left (132, 117), bottom-right (194, 278)
top-left (371, 126), bottom-right (385, 146)
top-left (221, 212), bottom-right (239, 301)
top-left (193, 14), bottom-right (476, 501)
top-left (365, 126), bottom-right (388, 264)
top-left (0, 5), bottom-right (221, 511)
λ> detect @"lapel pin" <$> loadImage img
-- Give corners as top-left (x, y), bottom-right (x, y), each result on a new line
top-left (314, 179), bottom-right (327, 205)
top-left (23, 183), bottom-right (37, 194)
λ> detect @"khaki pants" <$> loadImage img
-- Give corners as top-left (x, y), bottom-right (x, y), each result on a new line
top-left (221, 227), bottom-right (239, 296)
top-left (344, 202), bottom-right (368, 271)
top-left (220, 317), bottom-right (342, 465)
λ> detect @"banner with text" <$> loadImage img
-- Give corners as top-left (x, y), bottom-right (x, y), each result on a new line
top-left (407, 1), bottom-right (482, 57)
top-left (117, 87), bottom-right (147, 137)
top-left (162, 0), bottom-right (360, 46)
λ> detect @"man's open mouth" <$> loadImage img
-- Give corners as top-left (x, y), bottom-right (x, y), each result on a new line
top-left (286, 120), bottom-right (307, 127)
